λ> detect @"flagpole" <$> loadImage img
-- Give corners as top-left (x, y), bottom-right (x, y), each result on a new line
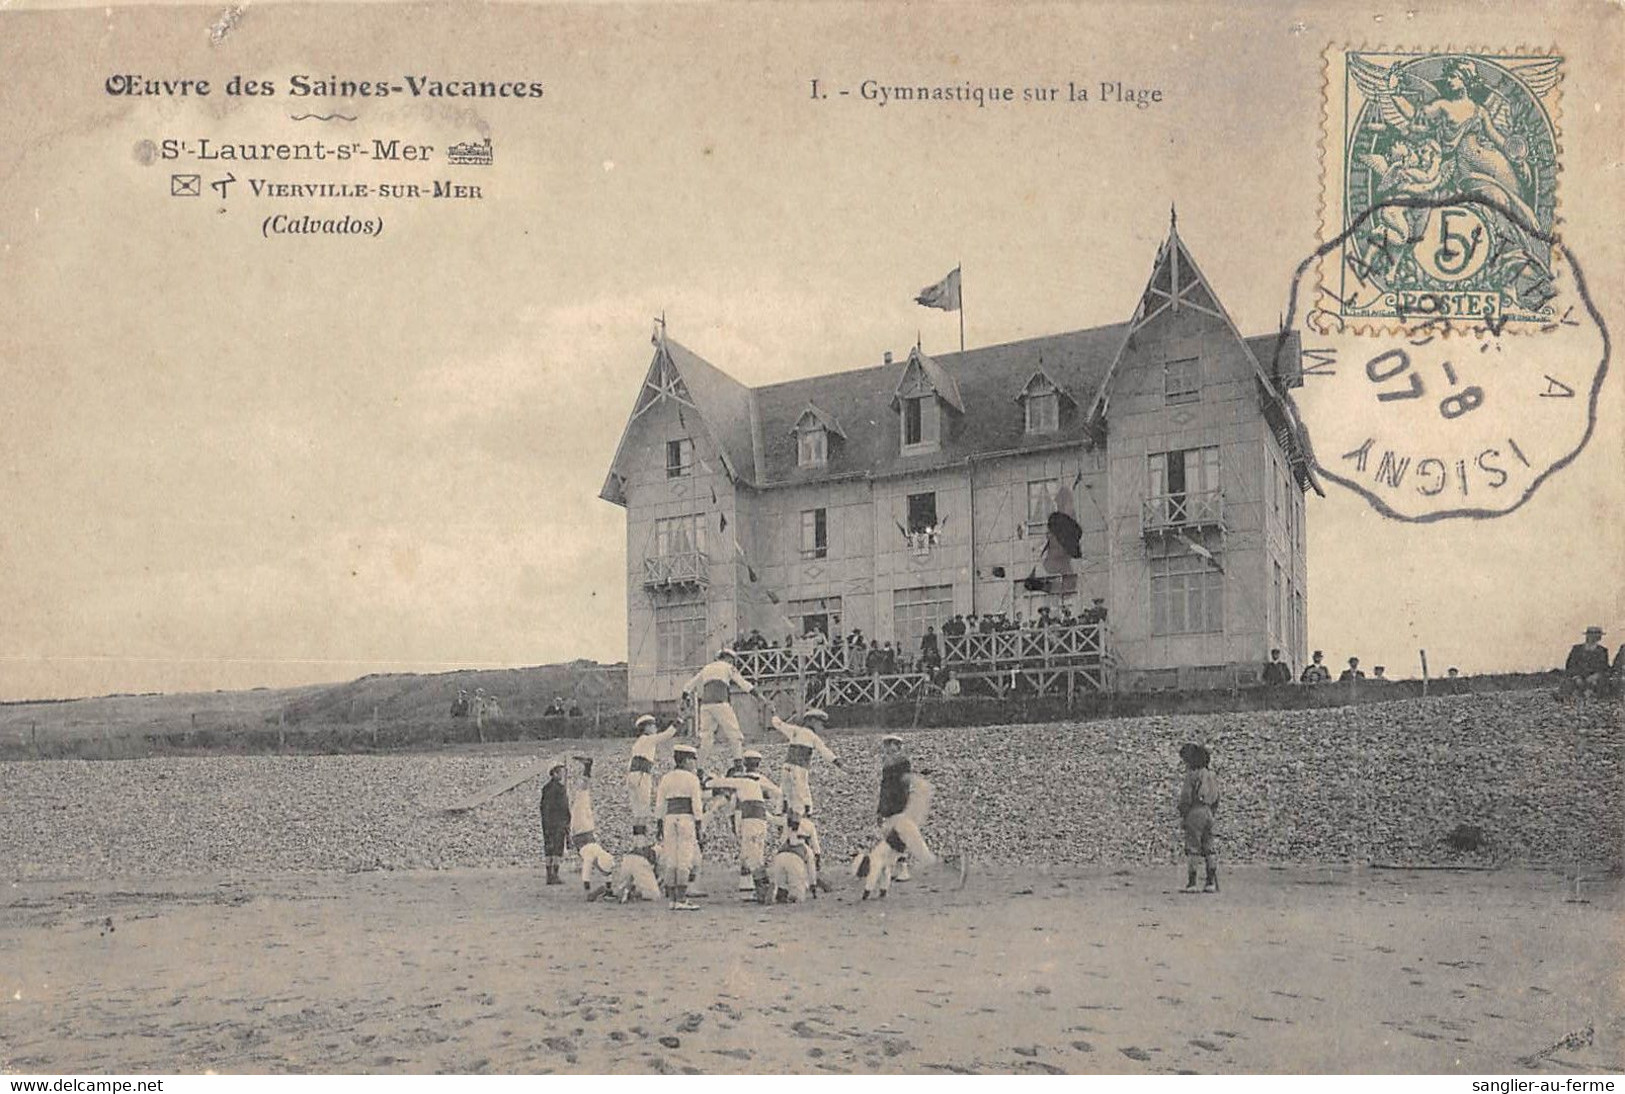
top-left (957, 263), bottom-right (965, 353)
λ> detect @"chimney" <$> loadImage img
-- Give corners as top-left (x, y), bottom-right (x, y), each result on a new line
top-left (883, 351), bottom-right (893, 366)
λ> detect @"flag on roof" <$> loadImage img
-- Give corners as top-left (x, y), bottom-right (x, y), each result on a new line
top-left (1041, 483), bottom-right (1083, 595)
top-left (915, 267), bottom-right (961, 312)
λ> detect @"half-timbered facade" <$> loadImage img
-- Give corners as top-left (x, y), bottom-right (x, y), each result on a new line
top-left (600, 217), bottom-right (1319, 709)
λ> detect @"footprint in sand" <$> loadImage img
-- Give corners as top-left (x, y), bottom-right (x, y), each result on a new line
top-left (1071, 1040), bottom-right (1094, 1052)
top-left (1120, 1046), bottom-right (1153, 1062)
top-left (1189, 1039), bottom-right (1224, 1053)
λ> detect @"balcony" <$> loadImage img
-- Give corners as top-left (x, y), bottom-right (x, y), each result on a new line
top-left (732, 622), bottom-right (1105, 684)
top-left (1142, 490), bottom-right (1225, 535)
top-left (642, 550), bottom-right (710, 591)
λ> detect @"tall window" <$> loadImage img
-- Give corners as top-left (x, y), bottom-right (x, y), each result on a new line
top-left (655, 600), bottom-right (707, 672)
top-left (1026, 478), bottom-right (1057, 530)
top-left (1165, 357), bottom-right (1201, 404)
top-left (902, 395), bottom-right (939, 451)
top-left (893, 584), bottom-right (954, 657)
top-left (906, 492), bottom-right (938, 535)
top-left (653, 513), bottom-right (707, 557)
top-left (800, 507), bottom-right (827, 560)
top-left (797, 428), bottom-right (828, 468)
top-left (1025, 390), bottom-right (1059, 434)
top-left (1271, 561), bottom-right (1283, 643)
top-left (1150, 541), bottom-right (1223, 635)
top-left (666, 439), bottom-right (693, 479)
top-left (1148, 446), bottom-right (1221, 523)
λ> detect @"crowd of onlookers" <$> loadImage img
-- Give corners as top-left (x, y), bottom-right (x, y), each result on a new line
top-left (1262, 649), bottom-right (1466, 692)
top-left (731, 600), bottom-right (1110, 681)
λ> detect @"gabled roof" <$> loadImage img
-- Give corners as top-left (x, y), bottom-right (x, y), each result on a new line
top-left (1014, 367), bottom-right (1073, 404)
top-left (792, 402), bottom-right (847, 439)
top-left (753, 325), bottom-right (1124, 485)
top-left (891, 347), bottom-right (965, 414)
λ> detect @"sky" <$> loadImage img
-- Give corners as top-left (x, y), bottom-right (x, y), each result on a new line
top-left (1, 1), bottom-right (1620, 701)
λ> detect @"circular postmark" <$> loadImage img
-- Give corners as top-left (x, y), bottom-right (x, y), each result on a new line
top-left (1275, 194), bottom-right (1609, 522)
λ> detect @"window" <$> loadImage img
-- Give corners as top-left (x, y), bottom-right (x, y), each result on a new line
top-left (1148, 446), bottom-right (1221, 524)
top-left (893, 584), bottom-right (954, 657)
top-left (1025, 391), bottom-right (1059, 434)
top-left (902, 395), bottom-right (939, 451)
top-left (1026, 478), bottom-right (1057, 530)
top-left (655, 600), bottom-right (708, 672)
top-left (1165, 357), bottom-right (1201, 404)
top-left (1150, 542), bottom-right (1224, 635)
top-left (906, 492), bottom-right (938, 535)
top-left (797, 428), bottom-right (828, 468)
top-left (1272, 561), bottom-right (1283, 643)
top-left (665, 439), bottom-right (693, 479)
top-left (788, 597), bottom-right (842, 639)
top-left (800, 508), bottom-right (827, 560)
top-left (653, 513), bottom-right (707, 557)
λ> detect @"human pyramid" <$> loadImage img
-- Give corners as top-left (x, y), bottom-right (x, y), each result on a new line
top-left (540, 647), bottom-right (968, 911)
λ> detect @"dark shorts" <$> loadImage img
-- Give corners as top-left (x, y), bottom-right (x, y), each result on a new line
top-left (542, 825), bottom-right (567, 857)
top-left (1182, 806), bottom-right (1215, 856)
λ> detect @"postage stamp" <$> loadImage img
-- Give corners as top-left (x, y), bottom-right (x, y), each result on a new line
top-left (1320, 48), bottom-right (1564, 332)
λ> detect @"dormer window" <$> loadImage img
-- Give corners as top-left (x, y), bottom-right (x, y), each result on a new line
top-left (902, 394), bottom-right (940, 451)
top-left (1016, 370), bottom-right (1069, 435)
top-left (791, 403), bottom-right (844, 470)
top-left (798, 428), bottom-right (827, 468)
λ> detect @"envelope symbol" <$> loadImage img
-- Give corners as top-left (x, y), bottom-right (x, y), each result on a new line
top-left (171, 173), bottom-right (201, 197)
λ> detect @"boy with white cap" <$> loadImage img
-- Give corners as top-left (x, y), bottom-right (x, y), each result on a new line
top-left (858, 733), bottom-right (966, 900)
top-left (627, 714), bottom-right (677, 841)
top-left (682, 648), bottom-right (754, 769)
top-left (569, 755), bottom-right (616, 899)
top-left (769, 708), bottom-right (844, 818)
top-left (655, 743), bottom-right (706, 910)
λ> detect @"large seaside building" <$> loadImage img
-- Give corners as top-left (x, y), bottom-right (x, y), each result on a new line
top-left (600, 217), bottom-right (1319, 710)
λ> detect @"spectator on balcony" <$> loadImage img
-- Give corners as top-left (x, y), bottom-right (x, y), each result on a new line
top-left (864, 644), bottom-right (885, 677)
top-left (849, 629), bottom-right (867, 650)
top-left (804, 627), bottom-right (829, 653)
top-left (1338, 657), bottom-right (1366, 682)
top-left (1262, 649), bottom-right (1292, 686)
top-left (978, 614), bottom-right (997, 635)
top-left (1300, 651), bottom-right (1330, 684)
top-left (1059, 605), bottom-right (1076, 627)
top-left (1560, 626), bottom-right (1613, 698)
top-left (943, 615), bottom-right (966, 638)
top-left (881, 643), bottom-right (899, 674)
top-left (920, 627), bottom-right (941, 670)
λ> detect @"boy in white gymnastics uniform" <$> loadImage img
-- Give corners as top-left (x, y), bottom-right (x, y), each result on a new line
top-left (705, 759), bottom-right (778, 902)
top-left (611, 845), bottom-right (662, 903)
top-left (682, 649), bottom-right (753, 769)
top-left (655, 743), bottom-right (706, 910)
top-left (568, 755), bottom-right (615, 898)
top-left (769, 709), bottom-right (844, 818)
top-left (768, 813), bottom-right (814, 903)
top-left (626, 714), bottom-right (677, 842)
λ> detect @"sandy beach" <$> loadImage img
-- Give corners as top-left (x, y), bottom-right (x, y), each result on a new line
top-left (4, 862), bottom-right (1619, 1074)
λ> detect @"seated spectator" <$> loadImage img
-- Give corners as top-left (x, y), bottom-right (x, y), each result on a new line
top-left (1262, 648), bottom-right (1292, 686)
top-left (1300, 651), bottom-right (1330, 684)
top-left (1371, 666), bottom-right (1387, 682)
top-left (1444, 666), bottom-right (1465, 694)
top-left (1561, 626), bottom-right (1614, 698)
top-left (567, 701), bottom-right (583, 717)
top-left (544, 696), bottom-right (567, 717)
top-left (942, 670), bottom-right (961, 697)
top-left (1338, 657), bottom-right (1366, 682)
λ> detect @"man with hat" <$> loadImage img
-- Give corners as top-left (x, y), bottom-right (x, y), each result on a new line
top-left (538, 760), bottom-right (571, 886)
top-left (769, 709), bottom-right (844, 819)
top-left (1562, 626), bottom-right (1614, 698)
top-left (655, 743), bottom-right (706, 910)
top-left (683, 648), bottom-right (755, 769)
top-left (857, 733), bottom-right (965, 900)
top-left (1177, 742), bottom-right (1221, 893)
top-left (626, 714), bottom-right (678, 842)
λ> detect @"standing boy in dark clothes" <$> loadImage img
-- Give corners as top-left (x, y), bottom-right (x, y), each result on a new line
top-left (857, 734), bottom-right (966, 899)
top-left (1178, 743), bottom-right (1221, 893)
top-left (539, 762), bottom-right (571, 885)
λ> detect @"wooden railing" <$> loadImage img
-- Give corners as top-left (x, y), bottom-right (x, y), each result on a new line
top-left (641, 550), bottom-right (710, 589)
top-left (1142, 489), bottom-right (1224, 534)
top-left (734, 622), bottom-right (1106, 686)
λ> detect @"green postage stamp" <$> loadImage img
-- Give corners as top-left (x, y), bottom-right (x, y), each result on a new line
top-left (1322, 49), bottom-right (1563, 332)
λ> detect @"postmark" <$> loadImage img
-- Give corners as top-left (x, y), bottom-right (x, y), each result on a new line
top-left (1276, 194), bottom-right (1609, 522)
top-left (1322, 49), bottom-right (1563, 333)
